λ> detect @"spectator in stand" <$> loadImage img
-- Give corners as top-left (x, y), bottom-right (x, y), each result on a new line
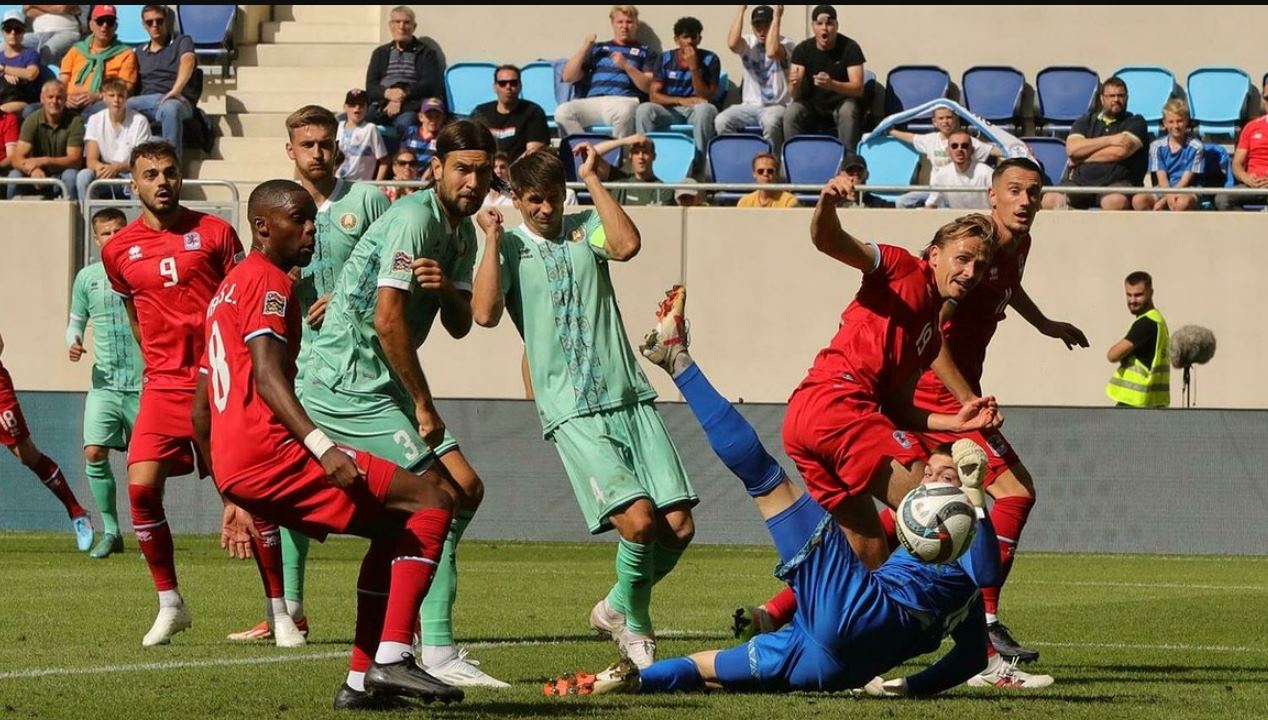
top-left (471, 64), bottom-right (549, 162)
top-left (76, 77), bottom-right (149, 201)
top-left (716, 5), bottom-right (793, 157)
top-left (128, 4), bottom-right (195, 160)
top-left (483, 151), bottom-right (514, 207)
top-left (1215, 82), bottom-right (1268, 211)
top-left (784, 5), bottom-right (865, 150)
top-left (674, 177), bottom-right (708, 206)
top-left (556, 5), bottom-right (653, 139)
top-left (334, 88), bottom-right (387, 181)
top-left (589, 132), bottom-right (673, 205)
top-left (890, 106), bottom-right (998, 208)
top-left (60, 5), bottom-right (137, 119)
top-left (400, 96), bottom-right (446, 184)
top-left (924, 129), bottom-right (991, 210)
top-left (0, 105), bottom-right (18, 171)
top-left (365, 6), bottom-right (444, 137)
top-left (1140, 98), bottom-right (1202, 212)
top-left (381, 147), bottom-right (420, 202)
top-left (0, 11), bottom-right (40, 115)
top-left (1042, 77), bottom-right (1148, 211)
top-left (834, 152), bottom-right (890, 208)
top-left (634, 16), bottom-right (721, 157)
top-left (737, 151), bottom-right (797, 207)
top-left (7, 79), bottom-right (82, 199)
top-left (24, 5), bottom-right (81, 66)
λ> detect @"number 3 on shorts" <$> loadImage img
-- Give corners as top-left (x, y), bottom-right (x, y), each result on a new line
top-left (393, 430), bottom-right (421, 461)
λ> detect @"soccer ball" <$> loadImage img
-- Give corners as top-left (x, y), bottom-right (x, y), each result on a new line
top-left (895, 482), bottom-right (977, 564)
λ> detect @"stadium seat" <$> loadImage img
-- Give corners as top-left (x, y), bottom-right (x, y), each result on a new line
top-left (177, 5), bottom-right (237, 77)
top-left (113, 5), bottom-right (147, 45)
top-left (521, 61), bottom-right (559, 131)
top-left (445, 62), bottom-right (497, 117)
top-left (1035, 66), bottom-right (1099, 135)
top-left (1113, 66), bottom-right (1176, 132)
top-left (1186, 67), bottom-right (1251, 138)
top-left (1023, 136), bottom-right (1068, 186)
top-left (885, 65), bottom-right (950, 132)
top-left (708, 134), bottom-right (772, 205)
top-left (783, 135), bottom-right (844, 203)
top-left (857, 136), bottom-right (920, 202)
top-left (961, 65), bottom-right (1024, 131)
top-left (646, 131), bottom-right (695, 182)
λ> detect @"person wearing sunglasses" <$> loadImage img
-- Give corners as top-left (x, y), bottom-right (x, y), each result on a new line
top-left (737, 152), bottom-right (798, 208)
top-left (470, 64), bottom-right (549, 162)
top-left (0, 10), bottom-right (40, 114)
top-left (924, 130), bottom-right (992, 210)
top-left (129, 4), bottom-right (196, 160)
top-left (23, 4), bottom-right (81, 66)
top-left (382, 148), bottom-right (423, 202)
top-left (59, 4), bottom-right (137, 118)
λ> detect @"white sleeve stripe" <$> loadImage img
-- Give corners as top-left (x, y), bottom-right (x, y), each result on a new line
top-left (199, 367), bottom-right (209, 375)
top-left (243, 328), bottom-right (286, 343)
top-left (112, 290), bottom-right (131, 298)
top-left (69, 313), bottom-right (85, 321)
top-left (377, 277), bottom-right (412, 291)
top-left (865, 242), bottom-right (882, 274)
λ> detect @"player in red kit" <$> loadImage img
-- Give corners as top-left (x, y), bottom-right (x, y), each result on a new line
top-left (193, 180), bottom-right (463, 709)
top-left (913, 158), bottom-right (1088, 667)
top-left (101, 140), bottom-right (295, 648)
top-left (0, 331), bottom-right (94, 549)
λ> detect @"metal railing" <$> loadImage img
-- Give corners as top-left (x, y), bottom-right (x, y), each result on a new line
top-left (0, 176), bottom-right (71, 198)
top-left (81, 179), bottom-right (241, 265)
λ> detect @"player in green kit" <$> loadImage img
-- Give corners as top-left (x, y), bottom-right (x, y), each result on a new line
top-left (300, 119), bottom-right (507, 688)
top-left (468, 145), bottom-right (696, 669)
top-left (67, 209), bottom-right (144, 559)
top-left (228, 106), bottom-right (391, 644)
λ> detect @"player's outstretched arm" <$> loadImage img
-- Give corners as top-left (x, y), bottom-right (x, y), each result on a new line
top-left (902, 597), bottom-right (990, 696)
top-left (578, 144), bottom-right (641, 261)
top-left (929, 301), bottom-right (979, 405)
top-left (471, 208), bottom-right (506, 328)
top-left (376, 287), bottom-right (446, 448)
top-left (1010, 284), bottom-right (1088, 350)
top-left (810, 176), bottom-right (877, 271)
top-left (886, 374), bottom-right (1000, 434)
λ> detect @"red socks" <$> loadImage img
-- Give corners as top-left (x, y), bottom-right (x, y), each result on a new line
top-left (130, 483), bottom-right (177, 591)
top-left (763, 586), bottom-right (798, 629)
top-left (33, 455), bottom-right (84, 519)
top-left (350, 536), bottom-right (394, 673)
top-left (250, 519), bottom-right (285, 599)
top-left (982, 495), bottom-right (1035, 615)
top-left (379, 508), bottom-right (452, 647)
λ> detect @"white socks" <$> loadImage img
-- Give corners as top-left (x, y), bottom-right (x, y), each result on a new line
top-left (345, 670), bottom-right (366, 692)
top-left (286, 599), bottom-right (304, 620)
top-left (267, 597), bottom-right (287, 622)
top-left (374, 641), bottom-right (413, 665)
top-left (158, 589), bottom-right (183, 609)
top-left (419, 644), bottom-right (457, 668)
top-left (985, 612), bottom-right (999, 625)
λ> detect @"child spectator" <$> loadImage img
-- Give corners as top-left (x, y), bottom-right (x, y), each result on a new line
top-left (335, 89), bottom-right (387, 181)
top-left (400, 96), bottom-right (446, 176)
top-left (1140, 98), bottom-right (1203, 212)
top-left (77, 77), bottom-right (150, 201)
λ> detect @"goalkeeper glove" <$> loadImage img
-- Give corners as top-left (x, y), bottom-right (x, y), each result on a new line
top-left (952, 438), bottom-right (988, 508)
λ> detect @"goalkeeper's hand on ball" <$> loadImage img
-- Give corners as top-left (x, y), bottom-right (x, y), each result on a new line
top-left (952, 438), bottom-right (988, 509)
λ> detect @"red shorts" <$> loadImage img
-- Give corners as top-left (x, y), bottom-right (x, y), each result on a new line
top-left (916, 427), bottom-right (1021, 486)
top-left (0, 366), bottom-right (30, 448)
top-left (217, 441), bottom-right (396, 541)
top-left (782, 381), bottom-right (926, 512)
top-left (129, 387), bottom-right (205, 476)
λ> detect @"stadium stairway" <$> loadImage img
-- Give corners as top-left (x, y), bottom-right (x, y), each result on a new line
top-left (186, 5), bottom-right (381, 195)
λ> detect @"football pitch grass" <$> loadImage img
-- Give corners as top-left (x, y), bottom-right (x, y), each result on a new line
top-left (2, 533), bottom-right (1266, 719)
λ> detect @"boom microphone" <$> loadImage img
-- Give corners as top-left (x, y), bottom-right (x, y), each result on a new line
top-left (1170, 325), bottom-right (1216, 369)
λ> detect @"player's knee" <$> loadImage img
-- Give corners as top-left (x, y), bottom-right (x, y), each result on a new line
top-left (84, 445), bottom-right (109, 463)
top-left (613, 504), bottom-right (657, 544)
top-left (661, 510), bottom-right (695, 548)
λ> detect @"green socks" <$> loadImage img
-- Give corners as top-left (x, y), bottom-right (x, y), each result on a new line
top-left (281, 527), bottom-right (309, 606)
top-left (607, 538), bottom-right (655, 635)
top-left (85, 460), bottom-right (118, 536)
top-left (652, 541), bottom-right (684, 586)
top-left (419, 509), bottom-right (475, 647)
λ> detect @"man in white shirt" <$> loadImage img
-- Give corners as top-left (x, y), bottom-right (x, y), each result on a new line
top-left (714, 5), bottom-right (794, 156)
top-left (891, 106), bottom-right (997, 207)
top-left (76, 77), bottom-right (151, 201)
top-left (924, 129), bottom-right (991, 209)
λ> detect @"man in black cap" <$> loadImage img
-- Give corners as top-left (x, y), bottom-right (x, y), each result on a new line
top-left (716, 5), bottom-right (795, 156)
top-left (835, 152), bottom-right (891, 208)
top-left (784, 5), bottom-right (867, 151)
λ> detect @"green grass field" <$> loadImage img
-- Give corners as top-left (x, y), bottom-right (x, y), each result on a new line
top-left (2, 533), bottom-right (1266, 719)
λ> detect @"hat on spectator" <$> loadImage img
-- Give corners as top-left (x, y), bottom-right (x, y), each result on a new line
top-left (750, 6), bottom-right (774, 24)
top-left (674, 178), bottom-right (703, 202)
top-left (1, 10), bottom-right (23, 29)
top-left (344, 89), bottom-right (368, 106)
top-left (810, 5), bottom-right (837, 21)
top-left (419, 98), bottom-right (446, 115)
top-left (90, 4), bottom-right (118, 21)
top-left (838, 152), bottom-right (867, 172)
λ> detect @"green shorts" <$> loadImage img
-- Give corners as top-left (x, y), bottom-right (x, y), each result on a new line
top-left (299, 381), bottom-right (458, 472)
top-left (550, 402), bottom-right (697, 534)
top-left (83, 388), bottom-right (140, 450)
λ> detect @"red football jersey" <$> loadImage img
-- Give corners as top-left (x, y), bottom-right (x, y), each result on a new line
top-left (202, 252), bottom-right (302, 484)
top-left (102, 209), bottom-right (240, 391)
top-left (797, 243), bottom-right (942, 399)
top-left (913, 235), bottom-right (1030, 411)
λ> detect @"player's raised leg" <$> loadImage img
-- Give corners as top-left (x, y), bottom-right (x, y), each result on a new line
top-left (982, 463), bottom-right (1039, 662)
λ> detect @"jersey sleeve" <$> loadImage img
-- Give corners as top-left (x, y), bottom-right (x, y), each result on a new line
top-left (240, 272), bottom-right (292, 345)
top-left (956, 511), bottom-right (1002, 589)
top-left (375, 213), bottom-right (425, 292)
top-left (903, 595), bottom-right (989, 696)
top-left (102, 246), bottom-right (132, 298)
top-left (578, 210), bottom-right (609, 260)
top-left (67, 268), bottom-right (89, 346)
top-left (217, 223), bottom-right (242, 274)
top-left (865, 243), bottom-right (905, 280)
top-left (370, 126), bottom-right (388, 161)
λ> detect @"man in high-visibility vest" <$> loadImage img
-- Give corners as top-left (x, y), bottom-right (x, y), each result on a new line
top-left (1106, 271), bottom-right (1170, 408)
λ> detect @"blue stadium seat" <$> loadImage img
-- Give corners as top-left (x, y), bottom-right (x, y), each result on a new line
top-left (1114, 66), bottom-right (1176, 133)
top-left (1035, 66), bottom-right (1099, 135)
top-left (445, 62), bottom-right (497, 117)
top-left (708, 134), bottom-right (771, 205)
top-left (646, 131), bottom-right (695, 181)
top-left (520, 61), bottom-right (559, 131)
top-left (1023, 137), bottom-right (1068, 186)
top-left (857, 136), bottom-right (920, 202)
top-left (177, 5), bottom-right (237, 76)
top-left (114, 5), bottom-right (148, 45)
top-left (885, 65), bottom-right (950, 132)
top-left (783, 135), bottom-right (844, 203)
top-left (961, 66), bottom-right (1024, 131)
top-left (1186, 67), bottom-right (1251, 138)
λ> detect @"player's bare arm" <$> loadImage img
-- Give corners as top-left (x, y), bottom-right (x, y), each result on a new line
top-left (247, 335), bottom-right (362, 488)
top-left (578, 145), bottom-right (641, 261)
top-left (375, 287), bottom-right (445, 448)
top-left (887, 373), bottom-right (1000, 434)
top-left (1009, 285), bottom-right (1089, 350)
top-left (306, 293), bottom-right (330, 330)
top-left (929, 301), bottom-right (979, 405)
top-left (471, 208), bottom-right (506, 327)
top-left (811, 177), bottom-right (878, 271)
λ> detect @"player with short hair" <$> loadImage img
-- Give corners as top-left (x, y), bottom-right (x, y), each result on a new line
top-left (299, 119), bottom-right (507, 688)
top-left (228, 104), bottom-right (392, 644)
top-left (68, 207), bottom-right (143, 558)
top-left (0, 331), bottom-right (93, 550)
top-left (468, 145), bottom-right (697, 669)
top-left (193, 179), bottom-right (463, 710)
top-left (101, 139), bottom-right (297, 648)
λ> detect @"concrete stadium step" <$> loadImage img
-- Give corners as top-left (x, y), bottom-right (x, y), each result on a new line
top-left (215, 112), bottom-right (293, 137)
top-left (234, 65), bottom-right (367, 91)
top-left (225, 90), bottom-right (348, 114)
top-left (260, 22), bottom-right (380, 45)
top-left (186, 158), bottom-right (296, 183)
top-left (189, 136), bottom-right (292, 163)
top-left (271, 5), bottom-right (379, 24)
top-left (238, 43), bottom-right (379, 68)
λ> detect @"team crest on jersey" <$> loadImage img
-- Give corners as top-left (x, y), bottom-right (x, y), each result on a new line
top-left (183, 232), bottom-right (201, 251)
top-left (339, 212), bottom-right (358, 231)
top-left (263, 290), bottom-right (287, 317)
top-left (391, 251), bottom-right (413, 272)
top-left (569, 227), bottom-right (585, 244)
top-left (128, 245), bottom-right (142, 261)
top-left (892, 431), bottom-right (914, 450)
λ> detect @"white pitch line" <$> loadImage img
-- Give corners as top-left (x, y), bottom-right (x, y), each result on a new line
top-left (1030, 640), bottom-right (1268, 654)
top-left (1022, 580), bottom-right (1268, 592)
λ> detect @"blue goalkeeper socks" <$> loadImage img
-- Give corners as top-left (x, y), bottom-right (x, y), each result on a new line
top-left (639, 656), bottom-right (703, 693)
top-left (674, 362), bottom-right (784, 497)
